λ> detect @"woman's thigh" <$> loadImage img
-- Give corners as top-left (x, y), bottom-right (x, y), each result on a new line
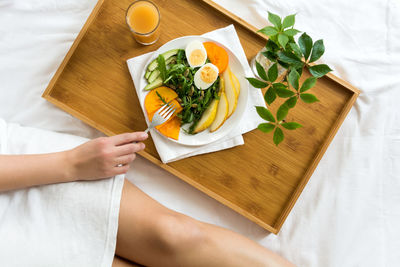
top-left (115, 179), bottom-right (197, 266)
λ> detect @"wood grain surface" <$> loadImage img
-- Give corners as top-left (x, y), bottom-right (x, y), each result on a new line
top-left (43, 0), bottom-right (359, 234)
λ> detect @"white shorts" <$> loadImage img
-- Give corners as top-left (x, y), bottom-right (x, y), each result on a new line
top-left (0, 118), bottom-right (124, 267)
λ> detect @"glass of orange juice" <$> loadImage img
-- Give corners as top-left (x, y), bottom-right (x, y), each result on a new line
top-left (126, 0), bottom-right (161, 45)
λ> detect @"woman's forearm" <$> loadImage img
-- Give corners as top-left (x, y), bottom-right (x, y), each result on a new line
top-left (0, 152), bottom-right (74, 192)
top-left (0, 132), bottom-right (148, 192)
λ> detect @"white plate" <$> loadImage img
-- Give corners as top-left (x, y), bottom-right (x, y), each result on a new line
top-left (139, 36), bottom-right (248, 146)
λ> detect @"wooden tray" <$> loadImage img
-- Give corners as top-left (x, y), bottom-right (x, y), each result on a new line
top-left (42, 0), bottom-right (359, 234)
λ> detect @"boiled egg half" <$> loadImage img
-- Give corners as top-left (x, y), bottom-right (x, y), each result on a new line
top-left (194, 63), bottom-right (219, 90)
top-left (185, 40), bottom-right (207, 68)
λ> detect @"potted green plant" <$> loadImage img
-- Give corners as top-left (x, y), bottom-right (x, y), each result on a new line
top-left (247, 12), bottom-right (332, 145)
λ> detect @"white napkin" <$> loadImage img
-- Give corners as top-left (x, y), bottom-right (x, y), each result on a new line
top-left (127, 25), bottom-right (266, 163)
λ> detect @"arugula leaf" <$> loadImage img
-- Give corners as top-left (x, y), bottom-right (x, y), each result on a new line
top-left (308, 64), bottom-right (332, 78)
top-left (157, 54), bottom-right (167, 81)
top-left (277, 103), bottom-right (289, 121)
top-left (277, 51), bottom-right (303, 67)
top-left (300, 77), bottom-right (317, 92)
top-left (258, 123), bottom-right (275, 133)
top-left (258, 26), bottom-right (278, 36)
top-left (264, 87), bottom-right (277, 105)
top-left (273, 127), bottom-right (284, 145)
top-left (298, 32), bottom-right (313, 61)
top-left (309, 39), bottom-right (325, 63)
top-left (300, 93), bottom-right (319, 103)
top-left (278, 33), bottom-right (289, 49)
top-left (281, 122), bottom-right (302, 130)
top-left (282, 14), bottom-right (296, 29)
top-left (256, 106), bottom-right (275, 122)
top-left (268, 63), bottom-right (278, 82)
top-left (285, 96), bottom-right (298, 108)
top-left (288, 69), bottom-right (300, 90)
top-left (256, 61), bottom-right (269, 81)
top-left (246, 78), bottom-right (268, 88)
top-left (284, 29), bottom-right (300, 36)
top-left (268, 11), bottom-right (282, 29)
top-left (156, 91), bottom-right (167, 105)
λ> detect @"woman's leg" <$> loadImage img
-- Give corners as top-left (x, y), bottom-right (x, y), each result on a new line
top-left (115, 179), bottom-right (294, 267)
top-left (112, 256), bottom-right (141, 267)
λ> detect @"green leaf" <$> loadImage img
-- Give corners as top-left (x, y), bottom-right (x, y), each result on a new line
top-left (157, 54), bottom-right (167, 81)
top-left (298, 32), bottom-right (313, 60)
top-left (278, 33), bottom-right (289, 48)
top-left (262, 51), bottom-right (277, 62)
top-left (246, 78), bottom-right (268, 88)
top-left (288, 69), bottom-right (300, 90)
top-left (300, 93), bottom-right (319, 103)
top-left (277, 103), bottom-right (289, 121)
top-left (258, 26), bottom-right (278, 36)
top-left (273, 127), bottom-right (284, 145)
top-left (308, 64), bottom-right (332, 78)
top-left (268, 11), bottom-right (282, 29)
top-left (258, 123), bottom-right (275, 133)
top-left (265, 39), bottom-right (279, 52)
top-left (276, 88), bottom-right (295, 98)
top-left (284, 29), bottom-right (300, 36)
top-left (277, 60), bottom-right (290, 69)
top-left (285, 96), bottom-right (297, 108)
top-left (282, 14), bottom-right (296, 29)
top-left (267, 63), bottom-right (278, 82)
top-left (296, 66), bottom-right (303, 77)
top-left (300, 77), bottom-right (317, 92)
top-left (281, 122), bottom-right (302, 130)
top-left (289, 43), bottom-right (302, 58)
top-left (277, 51), bottom-right (303, 67)
top-left (256, 106), bottom-right (275, 122)
top-left (256, 61), bottom-right (269, 81)
top-left (309, 39), bottom-right (325, 63)
top-left (272, 82), bottom-right (287, 90)
top-left (264, 86), bottom-right (277, 105)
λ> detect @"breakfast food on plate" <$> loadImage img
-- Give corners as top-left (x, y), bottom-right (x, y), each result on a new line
top-left (194, 63), bottom-right (219, 90)
top-left (210, 76), bottom-right (229, 132)
top-left (144, 86), bottom-right (183, 140)
top-left (222, 66), bottom-right (239, 118)
top-left (185, 40), bottom-right (207, 68)
top-left (143, 39), bottom-right (241, 139)
top-left (203, 42), bottom-right (229, 73)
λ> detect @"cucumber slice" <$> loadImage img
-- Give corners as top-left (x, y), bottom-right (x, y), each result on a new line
top-left (148, 69), bottom-right (160, 83)
top-left (166, 56), bottom-right (177, 65)
top-left (144, 77), bottom-right (163, 91)
top-left (147, 49), bottom-right (180, 71)
top-left (145, 70), bottom-right (151, 80)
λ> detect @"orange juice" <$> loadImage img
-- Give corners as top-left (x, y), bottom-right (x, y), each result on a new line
top-left (126, 0), bottom-right (160, 45)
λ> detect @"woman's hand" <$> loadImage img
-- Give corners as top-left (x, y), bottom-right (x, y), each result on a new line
top-left (66, 132), bottom-right (148, 181)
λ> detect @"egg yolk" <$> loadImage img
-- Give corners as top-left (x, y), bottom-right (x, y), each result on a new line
top-left (200, 66), bottom-right (218, 83)
top-left (189, 49), bottom-right (206, 66)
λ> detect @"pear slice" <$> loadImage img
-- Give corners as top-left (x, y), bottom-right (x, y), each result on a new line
top-left (193, 98), bottom-right (219, 133)
top-left (223, 67), bottom-right (238, 118)
top-left (210, 91), bottom-right (229, 132)
top-left (230, 69), bottom-right (240, 95)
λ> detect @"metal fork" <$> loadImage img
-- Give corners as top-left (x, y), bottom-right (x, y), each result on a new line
top-left (144, 103), bottom-right (177, 133)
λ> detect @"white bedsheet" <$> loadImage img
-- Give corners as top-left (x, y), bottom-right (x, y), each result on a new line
top-left (0, 0), bottom-right (399, 266)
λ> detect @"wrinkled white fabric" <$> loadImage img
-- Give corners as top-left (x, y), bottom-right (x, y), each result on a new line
top-left (0, 118), bottom-right (124, 267)
top-left (0, 0), bottom-right (399, 266)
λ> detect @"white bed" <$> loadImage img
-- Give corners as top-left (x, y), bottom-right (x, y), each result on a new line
top-left (1, 0), bottom-right (399, 266)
